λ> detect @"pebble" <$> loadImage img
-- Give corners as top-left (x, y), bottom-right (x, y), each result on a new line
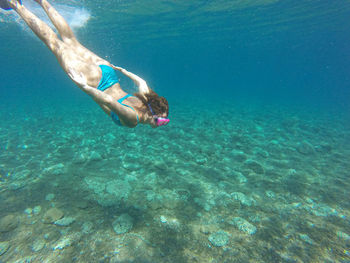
top-left (31, 239), bottom-right (45, 252)
top-left (45, 193), bottom-right (55, 201)
top-left (112, 214), bottom-right (133, 234)
top-left (299, 233), bottom-right (313, 245)
top-left (24, 208), bottom-right (33, 215)
top-left (33, 206), bottom-right (42, 215)
top-left (53, 237), bottom-right (71, 250)
top-left (208, 231), bottom-right (230, 247)
top-left (230, 217), bottom-right (257, 235)
top-left (244, 159), bottom-right (265, 174)
top-left (42, 208), bottom-right (64, 224)
top-left (82, 221), bottom-right (93, 234)
top-left (89, 151), bottom-right (102, 161)
top-left (0, 241), bottom-right (10, 256)
top-left (54, 217), bottom-right (76, 226)
top-left (296, 141), bottom-right (315, 155)
top-left (76, 201), bottom-right (89, 209)
top-left (160, 216), bottom-right (167, 223)
top-left (0, 214), bottom-right (18, 232)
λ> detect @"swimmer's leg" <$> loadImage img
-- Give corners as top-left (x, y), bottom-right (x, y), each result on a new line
top-left (34, 0), bottom-right (110, 65)
top-left (34, 0), bottom-right (76, 43)
top-left (8, 1), bottom-right (62, 52)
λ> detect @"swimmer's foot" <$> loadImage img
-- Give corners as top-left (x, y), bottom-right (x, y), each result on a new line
top-left (0, 0), bottom-right (22, 10)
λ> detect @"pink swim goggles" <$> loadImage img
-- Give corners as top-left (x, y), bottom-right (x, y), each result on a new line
top-left (155, 117), bottom-right (170, 126)
top-left (148, 103), bottom-right (170, 127)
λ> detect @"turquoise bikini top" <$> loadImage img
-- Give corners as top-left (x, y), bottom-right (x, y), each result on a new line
top-left (111, 94), bottom-right (140, 126)
top-left (96, 65), bottom-right (139, 126)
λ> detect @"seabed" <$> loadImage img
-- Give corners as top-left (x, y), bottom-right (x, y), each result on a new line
top-left (0, 101), bottom-right (349, 262)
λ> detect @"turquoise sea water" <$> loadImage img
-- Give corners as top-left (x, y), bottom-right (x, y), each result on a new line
top-left (1, 0), bottom-right (350, 262)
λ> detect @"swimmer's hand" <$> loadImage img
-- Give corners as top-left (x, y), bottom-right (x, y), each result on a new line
top-left (68, 68), bottom-right (88, 87)
top-left (111, 64), bottom-right (150, 94)
top-left (111, 65), bottom-right (122, 71)
top-left (68, 68), bottom-right (116, 107)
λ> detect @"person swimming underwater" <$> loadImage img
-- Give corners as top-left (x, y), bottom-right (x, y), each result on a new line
top-left (1, 0), bottom-right (169, 128)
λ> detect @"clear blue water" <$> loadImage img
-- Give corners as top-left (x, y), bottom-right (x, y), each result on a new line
top-left (0, 1), bottom-right (350, 262)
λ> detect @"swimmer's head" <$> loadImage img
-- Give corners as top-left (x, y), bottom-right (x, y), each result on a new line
top-left (134, 90), bottom-right (169, 127)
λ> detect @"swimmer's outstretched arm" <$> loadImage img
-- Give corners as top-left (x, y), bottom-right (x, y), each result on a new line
top-left (111, 65), bottom-right (150, 94)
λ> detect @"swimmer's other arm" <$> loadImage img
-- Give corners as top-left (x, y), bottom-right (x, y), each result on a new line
top-left (68, 69), bottom-right (130, 117)
top-left (111, 65), bottom-right (150, 94)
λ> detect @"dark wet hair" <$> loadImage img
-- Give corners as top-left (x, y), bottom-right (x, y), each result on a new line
top-left (134, 90), bottom-right (169, 117)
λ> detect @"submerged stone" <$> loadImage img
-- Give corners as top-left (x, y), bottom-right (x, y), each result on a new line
top-left (0, 214), bottom-right (18, 232)
top-left (231, 192), bottom-right (256, 207)
top-left (112, 214), bottom-right (133, 234)
top-left (54, 217), bottom-right (76, 226)
top-left (0, 241), bottom-right (10, 256)
top-left (122, 154), bottom-right (142, 171)
top-left (76, 201), bottom-right (89, 209)
top-left (231, 151), bottom-right (247, 162)
top-left (244, 159), bottom-right (265, 174)
top-left (43, 208), bottom-right (64, 224)
top-left (24, 208), bottom-right (33, 215)
top-left (31, 239), bottom-right (45, 252)
top-left (89, 151), bottom-right (102, 161)
top-left (105, 179), bottom-right (131, 201)
top-left (53, 237), bottom-right (71, 250)
top-left (230, 217), bottom-right (257, 235)
top-left (337, 231), bottom-right (350, 241)
top-left (82, 221), bottom-right (93, 234)
top-left (299, 233), bottom-right (313, 244)
top-left (208, 231), bottom-right (230, 247)
top-left (45, 193), bottom-right (55, 201)
top-left (45, 163), bottom-right (65, 175)
top-left (296, 141), bottom-right (315, 155)
top-left (195, 156), bottom-right (207, 165)
top-left (33, 206), bottom-right (42, 215)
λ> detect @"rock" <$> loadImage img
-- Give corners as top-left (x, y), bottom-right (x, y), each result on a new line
top-left (54, 217), bottom-right (75, 226)
top-left (33, 206), bottom-right (42, 215)
top-left (31, 239), bottom-right (45, 252)
top-left (0, 241), bottom-right (10, 256)
top-left (195, 156), bottom-right (207, 165)
top-left (244, 159), bottom-right (265, 174)
top-left (82, 221), bottom-right (93, 234)
top-left (0, 214), bottom-right (18, 232)
top-left (45, 193), bottom-right (55, 201)
top-left (24, 208), bottom-right (33, 215)
top-left (231, 192), bottom-right (256, 207)
top-left (76, 201), bottom-right (89, 209)
top-left (231, 171), bottom-right (247, 183)
top-left (89, 151), bottom-right (102, 161)
top-left (160, 216), bottom-right (167, 223)
top-left (105, 180), bottom-right (131, 201)
top-left (296, 141), bottom-right (315, 155)
top-left (52, 233), bottom-right (81, 250)
top-left (112, 214), bottom-right (133, 234)
top-left (43, 208), bottom-right (64, 224)
top-left (45, 163), bottom-right (65, 175)
top-left (53, 237), bottom-right (72, 250)
top-left (208, 231), bottom-right (230, 247)
top-left (337, 231), bottom-right (350, 241)
top-left (43, 230), bottom-right (61, 243)
top-left (121, 154), bottom-right (141, 171)
top-left (229, 217), bottom-right (257, 235)
top-left (315, 143), bottom-right (332, 153)
top-left (231, 151), bottom-right (248, 162)
top-left (199, 224), bottom-right (216, 235)
top-left (299, 233), bottom-right (313, 244)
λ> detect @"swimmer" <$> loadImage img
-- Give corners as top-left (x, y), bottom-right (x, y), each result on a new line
top-left (1, 0), bottom-right (169, 128)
